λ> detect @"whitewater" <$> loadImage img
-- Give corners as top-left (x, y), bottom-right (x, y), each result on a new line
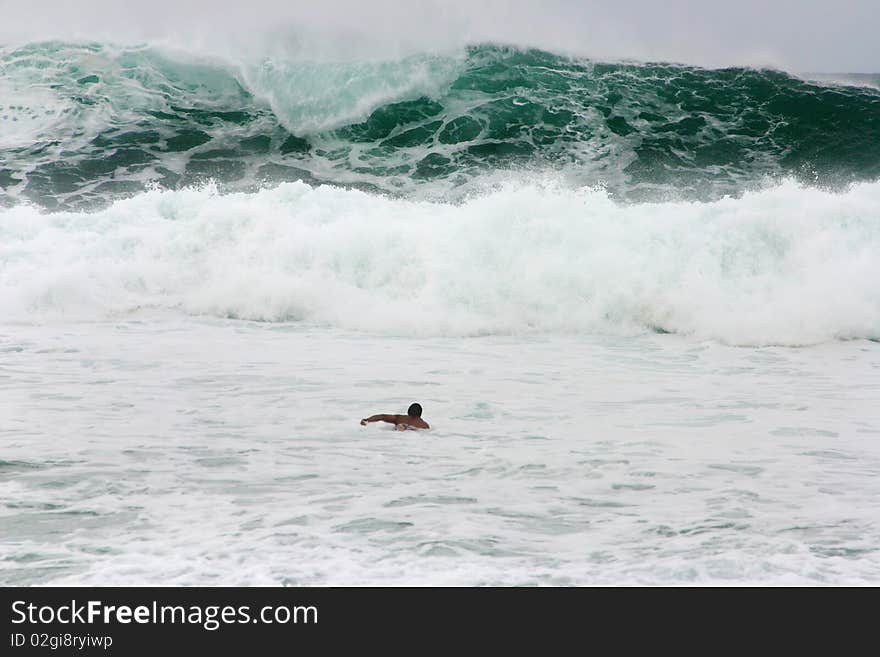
top-left (1, 35), bottom-right (879, 586)
top-left (2, 180), bottom-right (880, 345)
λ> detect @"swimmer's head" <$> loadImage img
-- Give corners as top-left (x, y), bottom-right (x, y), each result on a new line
top-left (408, 403), bottom-right (423, 417)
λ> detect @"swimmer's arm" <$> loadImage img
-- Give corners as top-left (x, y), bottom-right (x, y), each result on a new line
top-left (360, 414), bottom-right (402, 426)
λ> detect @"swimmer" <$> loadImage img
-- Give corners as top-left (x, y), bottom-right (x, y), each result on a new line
top-left (360, 403), bottom-right (430, 430)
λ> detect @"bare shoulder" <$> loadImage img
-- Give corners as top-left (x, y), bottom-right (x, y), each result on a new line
top-left (395, 416), bottom-right (429, 430)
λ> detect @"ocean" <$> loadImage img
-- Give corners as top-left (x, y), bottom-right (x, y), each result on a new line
top-left (1, 41), bottom-right (879, 585)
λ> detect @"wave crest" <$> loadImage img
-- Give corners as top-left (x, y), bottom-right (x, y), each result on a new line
top-left (2, 43), bottom-right (879, 210)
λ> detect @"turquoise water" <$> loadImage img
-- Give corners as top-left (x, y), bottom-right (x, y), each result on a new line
top-left (2, 43), bottom-right (879, 210)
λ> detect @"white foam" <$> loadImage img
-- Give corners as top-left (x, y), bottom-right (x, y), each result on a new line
top-left (1, 179), bottom-right (879, 345)
top-left (0, 80), bottom-right (76, 150)
top-left (1, 322), bottom-right (879, 585)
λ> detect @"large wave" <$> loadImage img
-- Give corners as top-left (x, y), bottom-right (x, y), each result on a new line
top-left (2, 178), bottom-right (878, 345)
top-left (2, 42), bottom-right (879, 210)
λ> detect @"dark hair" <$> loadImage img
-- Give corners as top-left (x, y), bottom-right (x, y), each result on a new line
top-left (407, 403), bottom-right (422, 417)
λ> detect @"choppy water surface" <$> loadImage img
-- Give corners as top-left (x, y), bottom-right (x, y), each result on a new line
top-left (2, 318), bottom-right (878, 585)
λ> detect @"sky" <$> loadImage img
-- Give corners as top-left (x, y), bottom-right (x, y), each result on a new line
top-left (0, 0), bottom-right (877, 72)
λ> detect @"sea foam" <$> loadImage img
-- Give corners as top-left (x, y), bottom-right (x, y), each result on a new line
top-left (1, 179), bottom-right (878, 345)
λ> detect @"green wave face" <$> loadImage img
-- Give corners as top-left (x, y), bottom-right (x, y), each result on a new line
top-left (2, 42), bottom-right (879, 209)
